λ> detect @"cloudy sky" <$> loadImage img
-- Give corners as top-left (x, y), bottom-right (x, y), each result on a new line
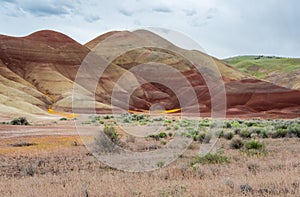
top-left (0, 0), bottom-right (299, 58)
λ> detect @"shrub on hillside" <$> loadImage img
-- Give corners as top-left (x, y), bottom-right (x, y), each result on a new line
top-left (10, 117), bottom-right (29, 125)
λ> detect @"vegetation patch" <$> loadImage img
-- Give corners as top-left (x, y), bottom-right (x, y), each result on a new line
top-left (10, 117), bottom-right (30, 125)
top-left (11, 142), bottom-right (37, 147)
top-left (192, 152), bottom-right (229, 165)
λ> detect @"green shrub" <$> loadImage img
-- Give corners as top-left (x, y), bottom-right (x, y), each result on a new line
top-left (123, 117), bottom-right (131, 123)
top-left (59, 117), bottom-right (68, 121)
top-left (158, 132), bottom-right (167, 138)
top-left (11, 142), bottom-right (36, 147)
top-left (245, 140), bottom-right (264, 150)
top-left (224, 122), bottom-right (232, 128)
top-left (148, 134), bottom-right (159, 141)
top-left (259, 130), bottom-right (269, 138)
top-left (234, 128), bottom-right (241, 135)
top-left (287, 123), bottom-right (300, 137)
top-left (166, 126), bottom-right (171, 130)
top-left (173, 124), bottom-right (179, 130)
top-left (10, 117), bottom-right (29, 125)
top-left (239, 129), bottom-right (251, 138)
top-left (244, 121), bottom-right (258, 127)
top-left (223, 132), bottom-right (234, 140)
top-left (248, 127), bottom-right (263, 135)
top-left (153, 117), bottom-right (163, 121)
top-left (103, 115), bottom-right (111, 119)
top-left (203, 133), bottom-right (212, 144)
top-left (215, 130), bottom-right (224, 138)
top-left (272, 128), bottom-right (288, 138)
top-left (193, 132), bottom-right (206, 142)
top-left (157, 161), bottom-right (164, 168)
top-left (231, 121), bottom-right (241, 128)
top-left (230, 137), bottom-right (244, 149)
top-left (192, 153), bottom-right (229, 165)
top-left (160, 139), bottom-right (167, 145)
top-left (199, 120), bottom-right (210, 127)
top-left (103, 124), bottom-right (118, 142)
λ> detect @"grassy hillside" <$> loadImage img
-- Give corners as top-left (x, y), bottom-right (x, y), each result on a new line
top-left (223, 55), bottom-right (300, 89)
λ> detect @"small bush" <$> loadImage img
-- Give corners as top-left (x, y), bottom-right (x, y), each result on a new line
top-left (156, 161), bottom-right (164, 168)
top-left (11, 142), bottom-right (37, 147)
top-left (192, 153), bottom-right (229, 165)
top-left (215, 130), bottom-right (224, 138)
top-left (203, 133), bottom-right (212, 144)
top-left (259, 130), bottom-right (269, 138)
top-left (21, 165), bottom-right (36, 176)
top-left (224, 122), bottom-right (232, 128)
top-left (158, 132), bottom-right (167, 138)
top-left (10, 117), bottom-right (29, 125)
top-left (239, 129), bottom-right (251, 138)
top-left (240, 184), bottom-right (253, 194)
top-left (223, 132), bottom-right (234, 140)
top-left (193, 132), bottom-right (206, 142)
top-left (230, 137), bottom-right (244, 149)
top-left (148, 134), bottom-right (159, 141)
top-left (103, 115), bottom-right (111, 120)
top-left (173, 124), bottom-right (179, 130)
top-left (245, 121), bottom-right (258, 127)
top-left (59, 117), bottom-right (68, 121)
top-left (272, 128), bottom-right (288, 138)
top-left (287, 123), bottom-right (300, 138)
top-left (248, 127), bottom-right (263, 135)
top-left (160, 139), bottom-right (167, 145)
top-left (234, 128), bottom-right (241, 135)
top-left (245, 139), bottom-right (264, 150)
top-left (103, 124), bottom-right (118, 142)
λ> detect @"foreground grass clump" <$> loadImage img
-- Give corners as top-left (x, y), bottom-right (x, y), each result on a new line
top-left (230, 137), bottom-right (244, 149)
top-left (103, 124), bottom-right (118, 143)
top-left (244, 139), bottom-right (266, 156)
top-left (192, 152), bottom-right (229, 165)
top-left (10, 117), bottom-right (30, 125)
top-left (11, 142), bottom-right (37, 147)
top-left (244, 139), bottom-right (265, 150)
top-left (287, 123), bottom-right (300, 138)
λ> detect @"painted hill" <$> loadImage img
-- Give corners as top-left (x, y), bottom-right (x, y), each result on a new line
top-left (0, 30), bottom-right (299, 118)
top-left (223, 55), bottom-right (300, 90)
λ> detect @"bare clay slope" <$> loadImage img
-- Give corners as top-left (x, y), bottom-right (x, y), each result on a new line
top-left (0, 30), bottom-right (299, 118)
top-left (0, 30), bottom-right (111, 117)
top-left (86, 30), bottom-right (300, 117)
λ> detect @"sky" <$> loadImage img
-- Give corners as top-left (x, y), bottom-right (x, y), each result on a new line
top-left (0, 0), bottom-right (299, 59)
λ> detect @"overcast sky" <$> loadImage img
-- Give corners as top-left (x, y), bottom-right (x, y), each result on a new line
top-left (0, 0), bottom-right (299, 59)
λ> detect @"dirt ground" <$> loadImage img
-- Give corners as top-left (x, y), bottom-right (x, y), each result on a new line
top-left (0, 120), bottom-right (299, 197)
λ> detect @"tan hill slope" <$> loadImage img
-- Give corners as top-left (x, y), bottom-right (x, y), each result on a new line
top-left (0, 30), bottom-right (299, 118)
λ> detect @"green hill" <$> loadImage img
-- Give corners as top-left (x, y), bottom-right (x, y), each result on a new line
top-left (223, 55), bottom-right (300, 90)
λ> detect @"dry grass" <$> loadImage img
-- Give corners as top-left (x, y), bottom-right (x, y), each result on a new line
top-left (0, 135), bottom-right (91, 154)
top-left (0, 137), bottom-right (299, 196)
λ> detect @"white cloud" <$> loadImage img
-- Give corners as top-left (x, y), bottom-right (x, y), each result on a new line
top-left (0, 0), bottom-right (299, 58)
